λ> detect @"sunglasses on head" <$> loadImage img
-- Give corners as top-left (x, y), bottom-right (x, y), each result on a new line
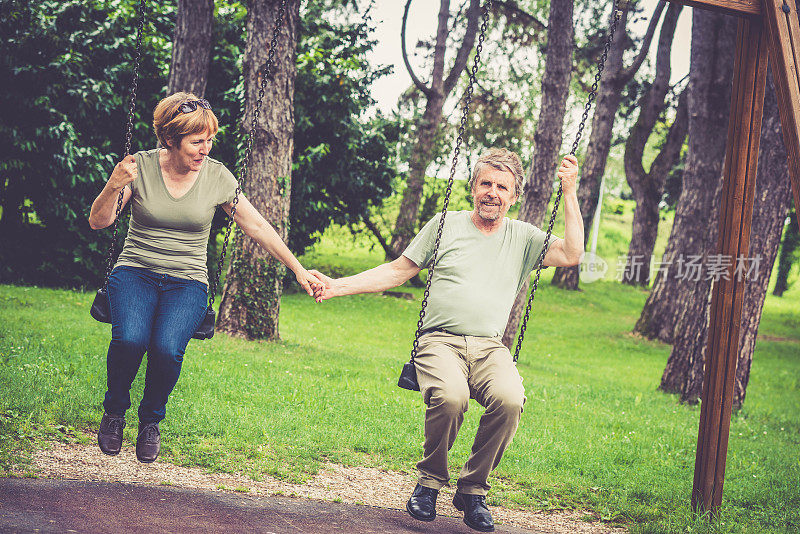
top-left (177, 99), bottom-right (212, 114)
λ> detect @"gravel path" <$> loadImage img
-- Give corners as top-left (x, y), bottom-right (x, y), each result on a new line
top-left (11, 437), bottom-right (626, 533)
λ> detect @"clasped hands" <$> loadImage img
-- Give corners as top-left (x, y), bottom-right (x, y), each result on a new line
top-left (308, 270), bottom-right (336, 302)
top-left (292, 268), bottom-right (335, 302)
top-left (294, 269), bottom-right (328, 299)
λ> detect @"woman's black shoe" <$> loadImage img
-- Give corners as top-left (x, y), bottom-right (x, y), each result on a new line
top-left (97, 413), bottom-right (125, 456)
top-left (406, 483), bottom-right (438, 522)
top-left (136, 422), bottom-right (161, 463)
top-left (453, 491), bottom-right (495, 532)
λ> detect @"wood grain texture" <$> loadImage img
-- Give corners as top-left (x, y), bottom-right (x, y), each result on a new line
top-left (666, 0), bottom-right (760, 16)
top-left (692, 16), bottom-right (768, 515)
top-left (763, 0), bottom-right (800, 230)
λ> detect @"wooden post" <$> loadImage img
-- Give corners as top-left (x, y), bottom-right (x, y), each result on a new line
top-left (762, 0), bottom-right (800, 230)
top-left (691, 16), bottom-right (768, 514)
top-left (661, 0), bottom-right (800, 516)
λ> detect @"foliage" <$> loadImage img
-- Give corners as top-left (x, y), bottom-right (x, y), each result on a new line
top-left (773, 209), bottom-right (800, 296)
top-left (290, 5), bottom-right (398, 253)
top-left (0, 0), bottom-right (171, 287)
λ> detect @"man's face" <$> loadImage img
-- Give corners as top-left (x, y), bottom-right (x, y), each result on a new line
top-left (471, 165), bottom-right (518, 222)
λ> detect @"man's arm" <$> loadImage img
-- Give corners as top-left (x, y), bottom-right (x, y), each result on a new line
top-left (543, 155), bottom-right (584, 267)
top-left (311, 256), bottom-right (421, 302)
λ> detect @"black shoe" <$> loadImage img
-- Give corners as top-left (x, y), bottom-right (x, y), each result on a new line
top-left (453, 491), bottom-right (495, 532)
top-left (136, 421), bottom-right (160, 463)
top-left (406, 483), bottom-right (438, 522)
top-left (97, 413), bottom-right (125, 456)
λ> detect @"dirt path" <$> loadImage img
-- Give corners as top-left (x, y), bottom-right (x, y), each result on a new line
top-left (10, 437), bottom-right (625, 533)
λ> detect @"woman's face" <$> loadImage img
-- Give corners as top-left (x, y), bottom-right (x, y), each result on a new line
top-left (170, 130), bottom-right (215, 172)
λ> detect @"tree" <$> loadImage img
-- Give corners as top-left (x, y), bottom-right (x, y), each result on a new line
top-left (621, 3), bottom-right (685, 286)
top-left (655, 10), bottom-right (737, 392)
top-left (166, 0), bottom-right (214, 96)
top-left (501, 0), bottom-right (575, 348)
top-left (773, 208), bottom-right (799, 296)
top-left (290, 8), bottom-right (397, 253)
top-left (0, 0), bottom-right (173, 287)
top-left (217, 0), bottom-right (301, 340)
top-left (668, 77), bottom-right (793, 407)
top-left (388, 0), bottom-right (482, 259)
top-left (636, 10), bottom-right (736, 346)
top-left (550, 1), bottom-right (664, 290)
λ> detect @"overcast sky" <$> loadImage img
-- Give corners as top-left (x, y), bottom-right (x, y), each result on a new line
top-left (366, 0), bottom-right (693, 114)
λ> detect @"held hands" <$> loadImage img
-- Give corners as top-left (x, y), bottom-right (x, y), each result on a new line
top-left (109, 155), bottom-right (137, 190)
top-left (295, 268), bottom-right (326, 298)
top-left (557, 155), bottom-right (579, 195)
top-left (308, 270), bottom-right (336, 302)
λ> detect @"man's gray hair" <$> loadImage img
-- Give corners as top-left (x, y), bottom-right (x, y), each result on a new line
top-left (469, 148), bottom-right (525, 198)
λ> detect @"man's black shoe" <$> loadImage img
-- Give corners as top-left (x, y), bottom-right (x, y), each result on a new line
top-left (136, 421), bottom-right (160, 463)
top-left (405, 483), bottom-right (438, 522)
top-left (453, 491), bottom-right (495, 532)
top-left (97, 413), bottom-right (125, 456)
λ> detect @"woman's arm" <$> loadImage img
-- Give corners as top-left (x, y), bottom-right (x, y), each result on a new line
top-left (221, 195), bottom-right (322, 296)
top-left (89, 155), bottom-right (136, 230)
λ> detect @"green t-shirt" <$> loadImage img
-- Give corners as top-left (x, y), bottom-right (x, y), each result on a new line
top-left (403, 211), bottom-right (550, 337)
top-left (114, 148), bottom-right (239, 286)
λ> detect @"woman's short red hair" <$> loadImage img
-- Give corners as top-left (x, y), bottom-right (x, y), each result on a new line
top-left (153, 92), bottom-right (218, 148)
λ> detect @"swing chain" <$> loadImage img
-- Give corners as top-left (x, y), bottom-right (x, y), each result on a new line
top-left (101, 0), bottom-right (147, 290)
top-left (410, 0), bottom-right (492, 364)
top-left (512, 0), bottom-right (621, 362)
top-left (209, 0), bottom-right (289, 307)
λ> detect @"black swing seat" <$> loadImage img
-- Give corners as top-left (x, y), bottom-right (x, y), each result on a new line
top-left (398, 360), bottom-right (420, 391)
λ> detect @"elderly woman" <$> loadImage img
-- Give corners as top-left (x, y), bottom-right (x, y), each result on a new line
top-left (88, 92), bottom-right (321, 463)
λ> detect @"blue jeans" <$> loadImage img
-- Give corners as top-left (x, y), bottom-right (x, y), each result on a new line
top-left (103, 265), bottom-right (208, 424)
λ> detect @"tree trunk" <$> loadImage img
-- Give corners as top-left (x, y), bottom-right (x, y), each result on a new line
top-left (167, 0), bottom-right (214, 97)
top-left (390, 91), bottom-right (446, 258)
top-left (657, 11), bottom-right (738, 392)
top-left (389, 0), bottom-right (481, 258)
top-left (637, 9), bottom-right (736, 346)
top-left (772, 207), bottom-right (798, 296)
top-left (217, 0), bottom-right (300, 341)
top-left (502, 0), bottom-right (575, 348)
top-left (551, 3), bottom-right (664, 290)
top-left (622, 3), bottom-right (683, 287)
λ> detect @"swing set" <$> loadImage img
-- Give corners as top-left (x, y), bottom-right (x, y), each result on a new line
top-left (90, 0), bottom-right (800, 517)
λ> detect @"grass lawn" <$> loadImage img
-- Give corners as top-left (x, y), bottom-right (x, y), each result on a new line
top-left (1, 210), bottom-right (798, 533)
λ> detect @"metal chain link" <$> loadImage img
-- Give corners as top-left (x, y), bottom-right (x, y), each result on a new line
top-left (409, 0), bottom-right (492, 364)
top-left (101, 0), bottom-right (147, 290)
top-left (512, 0), bottom-right (622, 362)
top-left (208, 0), bottom-right (289, 307)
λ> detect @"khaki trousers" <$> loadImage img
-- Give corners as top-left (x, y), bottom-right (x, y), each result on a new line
top-left (414, 331), bottom-right (525, 496)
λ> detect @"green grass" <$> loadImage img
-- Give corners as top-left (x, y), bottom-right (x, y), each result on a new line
top-left (1, 203), bottom-right (798, 533)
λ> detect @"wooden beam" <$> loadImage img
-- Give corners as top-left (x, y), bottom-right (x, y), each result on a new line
top-left (763, 0), bottom-right (800, 230)
top-left (664, 0), bottom-right (760, 16)
top-left (692, 16), bottom-right (768, 515)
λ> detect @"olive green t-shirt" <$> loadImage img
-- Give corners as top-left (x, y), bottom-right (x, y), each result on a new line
top-left (114, 148), bottom-right (239, 286)
top-left (402, 211), bottom-right (550, 338)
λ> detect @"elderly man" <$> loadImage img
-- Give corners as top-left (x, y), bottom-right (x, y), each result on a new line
top-left (312, 148), bottom-right (582, 532)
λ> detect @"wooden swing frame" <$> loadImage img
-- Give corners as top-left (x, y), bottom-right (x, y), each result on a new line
top-left (661, 0), bottom-right (800, 515)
